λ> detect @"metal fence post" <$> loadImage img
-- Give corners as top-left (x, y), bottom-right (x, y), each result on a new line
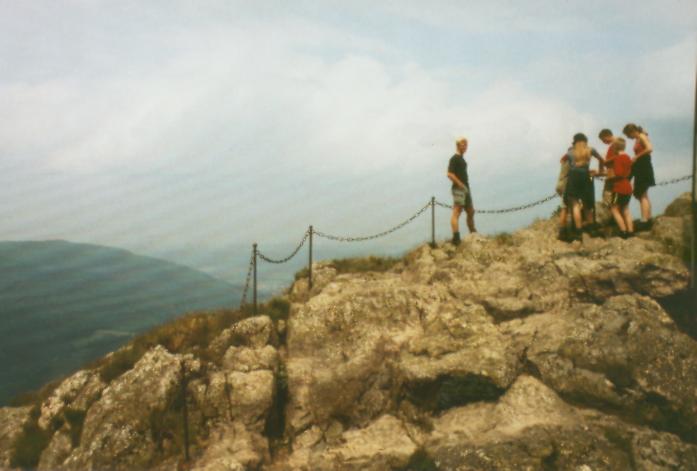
top-left (430, 196), bottom-right (436, 247)
top-left (253, 243), bottom-right (258, 315)
top-left (691, 67), bottom-right (697, 314)
top-left (180, 362), bottom-right (190, 461)
top-left (308, 226), bottom-right (313, 289)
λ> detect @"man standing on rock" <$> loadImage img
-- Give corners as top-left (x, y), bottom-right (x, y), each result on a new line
top-left (447, 137), bottom-right (476, 245)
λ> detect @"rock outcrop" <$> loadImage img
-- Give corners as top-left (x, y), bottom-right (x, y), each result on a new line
top-left (1, 193), bottom-right (696, 470)
top-left (0, 406), bottom-right (32, 468)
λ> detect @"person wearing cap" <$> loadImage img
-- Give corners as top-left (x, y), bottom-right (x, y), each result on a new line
top-left (447, 137), bottom-right (476, 245)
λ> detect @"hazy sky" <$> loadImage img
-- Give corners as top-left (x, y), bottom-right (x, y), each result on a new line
top-left (1, 1), bottom-right (695, 270)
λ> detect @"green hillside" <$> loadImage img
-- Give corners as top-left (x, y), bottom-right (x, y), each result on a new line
top-left (0, 240), bottom-right (241, 405)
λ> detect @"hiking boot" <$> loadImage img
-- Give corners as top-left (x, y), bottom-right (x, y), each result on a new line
top-left (452, 232), bottom-right (461, 246)
top-left (586, 226), bottom-right (602, 238)
top-left (635, 220), bottom-right (652, 232)
top-left (557, 227), bottom-right (569, 242)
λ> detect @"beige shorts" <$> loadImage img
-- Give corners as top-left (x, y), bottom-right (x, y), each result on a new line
top-left (452, 186), bottom-right (473, 209)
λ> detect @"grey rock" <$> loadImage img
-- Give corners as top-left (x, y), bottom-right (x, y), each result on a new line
top-left (502, 295), bottom-right (697, 441)
top-left (190, 421), bottom-right (269, 471)
top-left (290, 264), bottom-right (338, 301)
top-left (425, 375), bottom-right (697, 470)
top-left (291, 415), bottom-right (417, 471)
top-left (60, 346), bottom-right (194, 470)
top-left (38, 369), bottom-right (105, 431)
top-left (664, 192), bottom-right (691, 217)
top-left (0, 406), bottom-right (32, 468)
top-left (208, 315), bottom-right (273, 359)
top-left (37, 428), bottom-right (73, 470)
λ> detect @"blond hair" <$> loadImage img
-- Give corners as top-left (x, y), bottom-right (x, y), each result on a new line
top-left (455, 137), bottom-right (468, 145)
top-left (612, 137), bottom-right (626, 152)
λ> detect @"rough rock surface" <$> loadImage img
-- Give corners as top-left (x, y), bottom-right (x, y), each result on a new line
top-left (1, 193), bottom-right (696, 470)
top-left (38, 428), bottom-right (73, 470)
top-left (0, 406), bottom-right (32, 468)
top-left (186, 315), bottom-right (278, 470)
top-left (190, 421), bottom-right (270, 471)
top-left (59, 346), bottom-right (199, 470)
top-left (37, 369), bottom-right (105, 430)
top-left (208, 315), bottom-right (274, 359)
top-left (425, 375), bottom-right (697, 470)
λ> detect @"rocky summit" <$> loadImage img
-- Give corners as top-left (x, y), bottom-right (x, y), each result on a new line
top-left (1, 193), bottom-right (696, 471)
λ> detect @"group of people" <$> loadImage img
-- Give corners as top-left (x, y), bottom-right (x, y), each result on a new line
top-left (445, 125), bottom-right (656, 246)
top-left (556, 124), bottom-right (655, 241)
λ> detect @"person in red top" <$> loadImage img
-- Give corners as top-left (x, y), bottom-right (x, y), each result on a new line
top-left (606, 137), bottom-right (634, 238)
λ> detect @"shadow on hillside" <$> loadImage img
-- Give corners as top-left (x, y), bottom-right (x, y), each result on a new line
top-left (659, 289), bottom-right (697, 340)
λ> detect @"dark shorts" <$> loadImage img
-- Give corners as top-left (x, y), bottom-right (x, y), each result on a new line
top-left (611, 192), bottom-right (631, 208)
top-left (565, 169), bottom-right (594, 208)
top-left (452, 186), bottom-right (473, 209)
top-left (631, 154), bottom-right (655, 198)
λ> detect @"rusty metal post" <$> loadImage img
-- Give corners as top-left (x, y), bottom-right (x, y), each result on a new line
top-left (308, 226), bottom-right (313, 289)
top-left (253, 243), bottom-right (258, 315)
top-left (691, 66), bottom-right (697, 315)
top-left (430, 197), bottom-right (436, 247)
top-left (180, 362), bottom-right (190, 461)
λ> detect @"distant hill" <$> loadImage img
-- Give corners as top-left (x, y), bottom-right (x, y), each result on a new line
top-left (0, 240), bottom-right (241, 405)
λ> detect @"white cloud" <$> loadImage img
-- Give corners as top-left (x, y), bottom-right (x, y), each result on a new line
top-left (0, 1), bottom-right (693, 252)
top-left (374, 0), bottom-right (697, 34)
top-left (634, 37), bottom-right (696, 118)
top-left (0, 26), bottom-right (599, 181)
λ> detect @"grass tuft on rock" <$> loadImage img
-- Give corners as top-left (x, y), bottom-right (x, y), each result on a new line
top-left (295, 255), bottom-right (401, 280)
top-left (92, 307), bottom-right (247, 383)
top-left (9, 376), bottom-right (65, 408)
top-left (494, 232), bottom-right (515, 246)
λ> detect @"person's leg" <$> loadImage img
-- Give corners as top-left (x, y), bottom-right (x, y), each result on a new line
top-left (639, 191), bottom-right (652, 221)
top-left (557, 204), bottom-right (569, 241)
top-left (583, 207), bottom-right (594, 227)
top-left (623, 204), bottom-right (634, 233)
top-left (572, 199), bottom-right (583, 230)
top-left (451, 205), bottom-right (463, 241)
top-left (465, 205), bottom-right (476, 234)
top-left (611, 205), bottom-right (627, 232)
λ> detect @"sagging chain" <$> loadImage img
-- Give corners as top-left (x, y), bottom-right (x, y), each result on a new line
top-left (314, 201), bottom-right (432, 242)
top-left (434, 174), bottom-right (691, 213)
top-left (239, 248), bottom-right (254, 308)
top-left (656, 174), bottom-right (692, 186)
top-left (257, 230), bottom-right (310, 264)
top-left (435, 194), bottom-right (558, 213)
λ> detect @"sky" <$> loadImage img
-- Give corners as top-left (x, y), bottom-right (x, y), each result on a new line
top-left (0, 0), bottom-right (695, 284)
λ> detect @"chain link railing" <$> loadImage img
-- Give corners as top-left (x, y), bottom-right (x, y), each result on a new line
top-left (435, 193), bottom-right (559, 213)
top-left (257, 230), bottom-right (310, 263)
top-left (656, 174), bottom-right (693, 186)
top-left (240, 173), bottom-right (692, 312)
top-left (314, 201), bottom-right (432, 242)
